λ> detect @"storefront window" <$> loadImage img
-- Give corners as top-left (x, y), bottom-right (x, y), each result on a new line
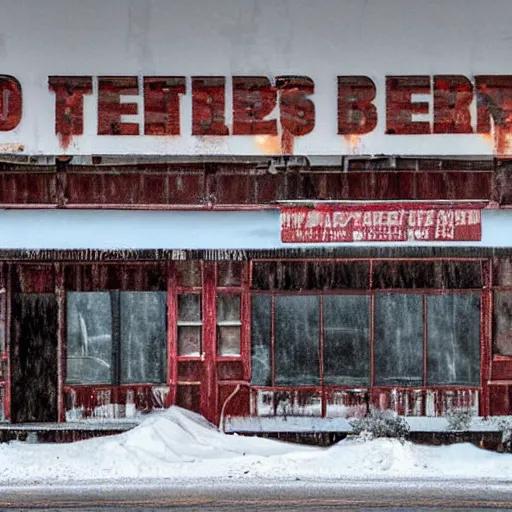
top-left (275, 296), bottom-right (320, 386)
top-left (324, 295), bottom-right (370, 385)
top-left (251, 294), bottom-right (371, 387)
top-left (251, 295), bottom-right (271, 386)
top-left (120, 292), bottom-right (167, 384)
top-left (250, 261), bottom-right (482, 389)
top-left (66, 291), bottom-right (167, 385)
top-left (494, 291), bottom-right (512, 356)
top-left (374, 294), bottom-right (423, 386)
top-left (427, 294), bottom-right (480, 385)
top-left (67, 292), bottom-right (112, 385)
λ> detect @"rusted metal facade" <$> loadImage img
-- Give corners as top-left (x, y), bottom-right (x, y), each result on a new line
top-left (0, 157), bottom-right (511, 431)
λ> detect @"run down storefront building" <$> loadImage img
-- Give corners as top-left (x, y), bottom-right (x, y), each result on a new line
top-left (2, 0), bottom-right (512, 437)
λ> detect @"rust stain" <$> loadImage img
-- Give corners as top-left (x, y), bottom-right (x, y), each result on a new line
top-left (479, 130), bottom-right (512, 155)
top-left (59, 132), bottom-right (72, 150)
top-left (254, 134), bottom-right (282, 155)
top-left (343, 134), bottom-right (361, 153)
top-left (280, 129), bottom-right (294, 154)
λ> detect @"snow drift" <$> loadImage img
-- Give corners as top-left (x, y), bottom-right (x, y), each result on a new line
top-left (1, 406), bottom-right (512, 485)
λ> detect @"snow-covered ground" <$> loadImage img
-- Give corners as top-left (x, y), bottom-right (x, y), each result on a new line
top-left (1, 406), bottom-right (512, 486)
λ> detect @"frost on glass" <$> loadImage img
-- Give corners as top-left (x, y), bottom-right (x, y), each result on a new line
top-left (66, 292), bottom-right (112, 385)
top-left (375, 294), bottom-right (423, 386)
top-left (323, 295), bottom-right (370, 385)
top-left (494, 291), bottom-right (512, 356)
top-left (178, 294), bottom-right (201, 321)
top-left (251, 295), bottom-right (271, 386)
top-left (217, 294), bottom-right (241, 356)
top-left (120, 292), bottom-right (167, 384)
top-left (275, 296), bottom-right (320, 386)
top-left (178, 294), bottom-right (202, 356)
top-left (427, 294), bottom-right (480, 385)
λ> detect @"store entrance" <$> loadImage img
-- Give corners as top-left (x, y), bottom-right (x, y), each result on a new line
top-left (10, 293), bottom-right (58, 423)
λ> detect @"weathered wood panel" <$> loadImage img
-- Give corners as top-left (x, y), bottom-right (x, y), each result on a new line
top-left (10, 293), bottom-right (58, 423)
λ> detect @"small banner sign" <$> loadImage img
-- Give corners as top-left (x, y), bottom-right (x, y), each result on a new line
top-left (280, 203), bottom-right (484, 243)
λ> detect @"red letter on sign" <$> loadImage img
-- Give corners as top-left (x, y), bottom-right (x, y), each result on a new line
top-left (192, 77), bottom-right (229, 136)
top-left (276, 76), bottom-right (315, 136)
top-left (475, 75), bottom-right (512, 154)
top-left (475, 75), bottom-right (512, 133)
top-left (338, 76), bottom-right (377, 135)
top-left (0, 75), bottom-right (22, 131)
top-left (98, 77), bottom-right (139, 135)
top-left (232, 76), bottom-right (277, 135)
top-left (49, 76), bottom-right (93, 147)
top-left (144, 77), bottom-right (185, 135)
top-left (433, 75), bottom-right (473, 134)
top-left (386, 76), bottom-right (431, 135)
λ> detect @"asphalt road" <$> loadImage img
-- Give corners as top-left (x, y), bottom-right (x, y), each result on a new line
top-left (2, 480), bottom-right (512, 511)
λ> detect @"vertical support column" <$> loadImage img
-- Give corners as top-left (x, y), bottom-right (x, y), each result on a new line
top-left (4, 264), bottom-right (12, 422)
top-left (56, 263), bottom-right (65, 422)
top-left (240, 262), bottom-right (251, 382)
top-left (481, 259), bottom-right (492, 417)
top-left (201, 262), bottom-right (218, 423)
top-left (167, 262), bottom-right (178, 407)
top-left (369, 260), bottom-right (375, 396)
top-left (319, 296), bottom-right (326, 418)
top-left (422, 294), bottom-right (428, 416)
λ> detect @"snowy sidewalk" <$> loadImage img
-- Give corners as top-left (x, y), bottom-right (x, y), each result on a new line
top-left (1, 407), bottom-right (512, 486)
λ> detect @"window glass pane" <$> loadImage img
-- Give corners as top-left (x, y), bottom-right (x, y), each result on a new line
top-left (427, 294), bottom-right (480, 385)
top-left (251, 295), bottom-right (271, 385)
top-left (178, 326), bottom-right (201, 356)
top-left (178, 294), bottom-right (201, 322)
top-left (374, 294), bottom-right (423, 386)
top-left (323, 295), bottom-right (370, 385)
top-left (217, 294), bottom-right (240, 322)
top-left (494, 291), bottom-right (512, 356)
top-left (217, 294), bottom-right (241, 356)
top-left (218, 326), bottom-right (241, 356)
top-left (120, 292), bottom-right (167, 384)
top-left (66, 292), bottom-right (112, 385)
top-left (218, 261), bottom-right (242, 287)
top-left (275, 296), bottom-right (320, 386)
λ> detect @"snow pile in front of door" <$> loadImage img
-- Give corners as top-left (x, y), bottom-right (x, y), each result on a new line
top-left (1, 406), bottom-right (512, 484)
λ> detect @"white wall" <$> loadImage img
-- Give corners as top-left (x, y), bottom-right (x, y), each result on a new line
top-left (1, 0), bottom-right (512, 155)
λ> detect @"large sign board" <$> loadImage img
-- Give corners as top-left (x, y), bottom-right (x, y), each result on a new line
top-left (280, 204), bottom-right (483, 243)
top-left (1, 0), bottom-right (512, 156)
